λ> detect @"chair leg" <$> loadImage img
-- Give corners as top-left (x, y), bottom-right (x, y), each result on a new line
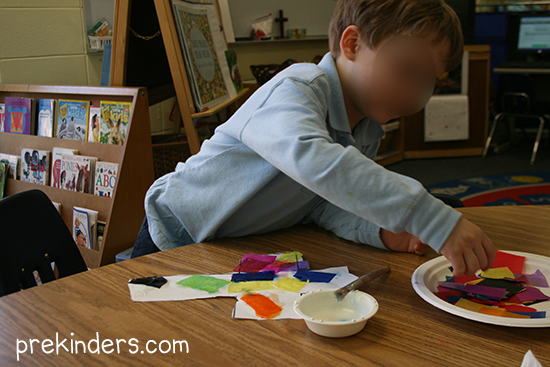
top-left (483, 113), bottom-right (504, 158)
top-left (530, 116), bottom-right (546, 165)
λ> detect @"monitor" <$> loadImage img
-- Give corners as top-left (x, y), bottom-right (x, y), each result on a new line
top-left (507, 12), bottom-right (550, 61)
top-left (517, 16), bottom-right (550, 50)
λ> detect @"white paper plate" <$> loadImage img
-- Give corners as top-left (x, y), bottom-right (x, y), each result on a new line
top-left (412, 251), bottom-right (550, 327)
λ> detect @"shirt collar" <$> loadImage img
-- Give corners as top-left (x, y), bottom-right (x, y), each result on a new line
top-left (318, 53), bottom-right (385, 143)
top-left (318, 52), bottom-right (352, 134)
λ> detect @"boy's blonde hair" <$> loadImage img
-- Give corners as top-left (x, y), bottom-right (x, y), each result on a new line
top-left (329, 0), bottom-right (464, 71)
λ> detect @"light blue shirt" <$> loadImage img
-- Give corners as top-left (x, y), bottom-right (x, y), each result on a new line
top-left (145, 53), bottom-right (462, 252)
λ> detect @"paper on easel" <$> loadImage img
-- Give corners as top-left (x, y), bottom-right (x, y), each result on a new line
top-left (424, 95), bottom-right (469, 142)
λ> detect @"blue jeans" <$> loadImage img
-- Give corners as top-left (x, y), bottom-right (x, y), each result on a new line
top-left (131, 217), bottom-right (160, 258)
top-left (131, 216), bottom-right (195, 258)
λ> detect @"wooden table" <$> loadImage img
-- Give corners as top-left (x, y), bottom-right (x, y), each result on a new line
top-left (1, 206), bottom-right (549, 366)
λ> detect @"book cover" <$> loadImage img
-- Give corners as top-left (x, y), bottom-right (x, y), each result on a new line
top-left (0, 103), bottom-right (4, 133)
top-left (37, 99), bottom-right (56, 137)
top-left (20, 148), bottom-right (51, 185)
top-left (97, 220), bottom-right (106, 251)
top-left (50, 147), bottom-right (78, 189)
top-left (225, 49), bottom-right (243, 92)
top-left (88, 106), bottom-right (101, 143)
top-left (73, 206), bottom-right (98, 250)
top-left (94, 161), bottom-right (119, 198)
top-left (0, 163), bottom-right (7, 199)
top-left (0, 153), bottom-right (20, 179)
top-left (59, 154), bottom-right (96, 194)
top-left (4, 97), bottom-right (35, 135)
top-left (51, 201), bottom-right (62, 214)
top-left (56, 100), bottom-right (90, 141)
top-left (172, 0), bottom-right (233, 112)
top-left (99, 101), bottom-right (131, 145)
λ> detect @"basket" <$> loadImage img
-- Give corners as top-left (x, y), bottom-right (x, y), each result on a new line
top-left (87, 35), bottom-right (112, 51)
top-left (250, 64), bottom-right (283, 85)
top-left (250, 59), bottom-right (296, 85)
top-left (152, 141), bottom-right (191, 179)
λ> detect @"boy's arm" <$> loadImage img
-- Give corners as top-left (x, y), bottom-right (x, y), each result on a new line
top-left (305, 200), bottom-right (389, 250)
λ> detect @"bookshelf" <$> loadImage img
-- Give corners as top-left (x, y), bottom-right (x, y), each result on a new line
top-left (402, 45), bottom-right (491, 159)
top-left (0, 84), bottom-right (154, 269)
top-left (374, 45), bottom-right (491, 165)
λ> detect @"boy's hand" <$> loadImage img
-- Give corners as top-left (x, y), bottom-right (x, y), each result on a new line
top-left (380, 228), bottom-right (429, 255)
top-left (439, 217), bottom-right (496, 277)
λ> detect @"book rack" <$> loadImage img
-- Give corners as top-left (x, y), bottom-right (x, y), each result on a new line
top-left (0, 84), bottom-right (155, 269)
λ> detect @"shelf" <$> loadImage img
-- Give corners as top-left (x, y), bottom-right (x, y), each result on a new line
top-left (375, 150), bottom-right (404, 167)
top-left (0, 84), bottom-right (154, 268)
top-left (229, 36), bottom-right (328, 45)
top-left (191, 88), bottom-right (250, 119)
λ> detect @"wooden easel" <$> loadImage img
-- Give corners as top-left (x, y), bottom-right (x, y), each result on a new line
top-left (110, 0), bottom-right (248, 154)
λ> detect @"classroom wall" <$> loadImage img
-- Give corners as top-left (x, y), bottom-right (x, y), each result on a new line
top-left (0, 0), bottom-right (103, 86)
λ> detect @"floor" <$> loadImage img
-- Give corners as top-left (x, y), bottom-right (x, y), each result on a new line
top-left (387, 136), bottom-right (550, 187)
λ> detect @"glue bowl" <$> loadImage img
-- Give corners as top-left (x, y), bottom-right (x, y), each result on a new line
top-left (293, 289), bottom-right (379, 338)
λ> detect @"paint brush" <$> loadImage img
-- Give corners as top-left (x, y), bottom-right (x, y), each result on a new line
top-left (334, 265), bottom-right (391, 301)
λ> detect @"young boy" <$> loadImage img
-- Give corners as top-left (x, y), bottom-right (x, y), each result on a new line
top-left (134, 0), bottom-right (495, 277)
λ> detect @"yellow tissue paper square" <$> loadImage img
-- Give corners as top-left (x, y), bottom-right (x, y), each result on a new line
top-left (275, 277), bottom-right (308, 292)
top-left (228, 281), bottom-right (274, 293)
top-left (481, 267), bottom-right (515, 280)
top-left (277, 251), bottom-right (303, 262)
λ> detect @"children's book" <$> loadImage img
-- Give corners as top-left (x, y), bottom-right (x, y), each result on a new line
top-left (94, 161), bottom-right (119, 198)
top-left (20, 148), bottom-right (51, 185)
top-left (50, 147), bottom-right (79, 189)
top-left (99, 101), bottom-right (132, 145)
top-left (0, 163), bottom-right (7, 199)
top-left (0, 103), bottom-right (5, 133)
top-left (37, 99), bottom-right (56, 137)
top-left (88, 106), bottom-right (101, 143)
top-left (97, 220), bottom-right (106, 251)
top-left (172, 0), bottom-right (235, 112)
top-left (225, 49), bottom-right (243, 93)
top-left (0, 153), bottom-right (20, 179)
top-left (51, 201), bottom-right (62, 214)
top-left (4, 97), bottom-right (35, 135)
top-left (73, 206), bottom-right (98, 250)
top-left (56, 100), bottom-right (90, 141)
top-left (59, 154), bottom-right (96, 194)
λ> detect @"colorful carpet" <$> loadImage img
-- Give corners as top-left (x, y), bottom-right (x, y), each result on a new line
top-left (426, 172), bottom-right (550, 207)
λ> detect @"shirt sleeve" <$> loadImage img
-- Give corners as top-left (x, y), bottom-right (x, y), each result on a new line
top-left (235, 76), bottom-right (462, 252)
top-left (305, 200), bottom-right (389, 251)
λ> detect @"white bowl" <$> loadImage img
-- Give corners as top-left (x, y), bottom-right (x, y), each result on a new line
top-left (293, 289), bottom-right (379, 338)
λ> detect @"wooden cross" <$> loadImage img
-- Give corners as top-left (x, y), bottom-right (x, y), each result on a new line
top-left (274, 9), bottom-right (288, 39)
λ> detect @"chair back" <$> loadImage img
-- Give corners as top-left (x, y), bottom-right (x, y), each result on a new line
top-left (497, 73), bottom-right (538, 114)
top-left (0, 190), bottom-right (87, 296)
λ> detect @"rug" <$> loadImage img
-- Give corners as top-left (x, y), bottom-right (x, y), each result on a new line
top-left (426, 172), bottom-right (550, 207)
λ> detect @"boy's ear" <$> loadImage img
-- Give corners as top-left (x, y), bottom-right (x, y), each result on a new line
top-left (340, 25), bottom-right (362, 61)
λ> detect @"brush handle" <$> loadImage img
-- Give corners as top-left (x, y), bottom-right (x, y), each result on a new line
top-left (344, 265), bottom-right (391, 291)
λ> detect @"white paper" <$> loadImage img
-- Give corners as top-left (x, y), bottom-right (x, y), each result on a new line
top-left (521, 350), bottom-right (543, 367)
top-left (424, 94), bottom-right (469, 142)
top-left (128, 266), bottom-right (359, 321)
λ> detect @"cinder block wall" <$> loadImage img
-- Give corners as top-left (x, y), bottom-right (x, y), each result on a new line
top-left (0, 0), bottom-right (103, 86)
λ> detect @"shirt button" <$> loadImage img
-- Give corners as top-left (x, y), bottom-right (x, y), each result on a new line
top-left (337, 137), bottom-right (347, 146)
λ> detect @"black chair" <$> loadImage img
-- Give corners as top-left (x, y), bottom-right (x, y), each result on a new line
top-left (482, 73), bottom-right (548, 165)
top-left (0, 190), bottom-right (87, 297)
